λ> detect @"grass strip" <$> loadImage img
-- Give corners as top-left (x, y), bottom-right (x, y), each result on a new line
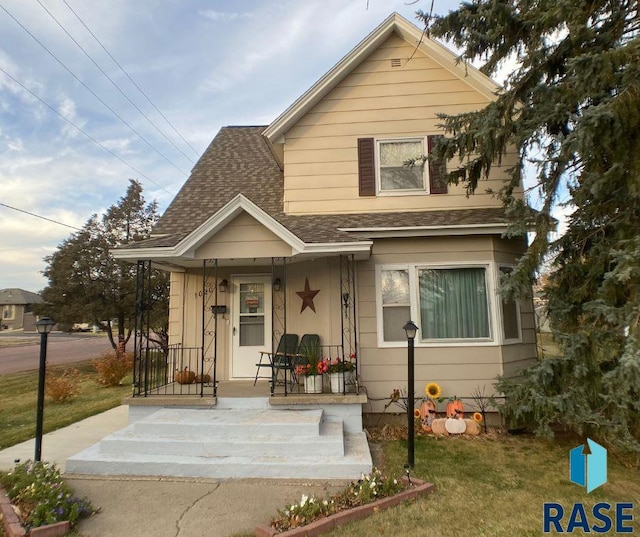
top-left (0, 360), bottom-right (130, 450)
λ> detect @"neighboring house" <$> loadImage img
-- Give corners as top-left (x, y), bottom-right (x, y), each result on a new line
top-left (115, 13), bottom-right (537, 415)
top-left (0, 288), bottom-right (45, 331)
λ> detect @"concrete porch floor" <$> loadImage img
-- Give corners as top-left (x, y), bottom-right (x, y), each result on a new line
top-left (126, 379), bottom-right (367, 406)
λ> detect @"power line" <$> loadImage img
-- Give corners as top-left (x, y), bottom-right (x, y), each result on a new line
top-left (61, 0), bottom-right (201, 159)
top-left (0, 1), bottom-right (190, 178)
top-left (0, 66), bottom-right (175, 196)
top-left (36, 0), bottom-right (197, 165)
top-left (0, 202), bottom-right (81, 230)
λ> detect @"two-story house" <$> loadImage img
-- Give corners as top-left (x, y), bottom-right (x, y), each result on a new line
top-left (0, 288), bottom-right (44, 331)
top-left (66, 11), bottom-right (540, 481)
top-left (114, 12), bottom-right (537, 418)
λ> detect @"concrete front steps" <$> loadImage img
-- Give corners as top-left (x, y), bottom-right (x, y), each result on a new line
top-left (65, 404), bottom-right (372, 480)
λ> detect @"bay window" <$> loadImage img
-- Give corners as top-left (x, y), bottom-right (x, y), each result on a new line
top-left (419, 267), bottom-right (490, 339)
top-left (381, 269), bottom-right (411, 342)
top-left (378, 264), bottom-right (497, 345)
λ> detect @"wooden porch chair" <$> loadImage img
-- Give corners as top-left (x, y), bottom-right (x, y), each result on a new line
top-left (253, 333), bottom-right (299, 386)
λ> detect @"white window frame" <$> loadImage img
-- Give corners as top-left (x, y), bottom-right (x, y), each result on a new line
top-left (376, 262), bottom-right (499, 348)
top-left (2, 305), bottom-right (15, 320)
top-left (496, 264), bottom-right (522, 344)
top-left (376, 137), bottom-right (428, 196)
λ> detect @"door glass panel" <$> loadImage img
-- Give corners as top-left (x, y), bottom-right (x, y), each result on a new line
top-left (239, 283), bottom-right (265, 346)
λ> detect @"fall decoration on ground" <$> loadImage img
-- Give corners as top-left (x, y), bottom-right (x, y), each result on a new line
top-left (175, 367), bottom-right (196, 384)
top-left (446, 397), bottom-right (464, 419)
top-left (425, 382), bottom-right (442, 399)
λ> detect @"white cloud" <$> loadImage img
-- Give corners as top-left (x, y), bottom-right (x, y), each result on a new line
top-left (198, 10), bottom-right (255, 22)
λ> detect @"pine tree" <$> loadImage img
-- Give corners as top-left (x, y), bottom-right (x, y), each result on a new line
top-left (423, 0), bottom-right (640, 453)
top-left (40, 180), bottom-right (168, 351)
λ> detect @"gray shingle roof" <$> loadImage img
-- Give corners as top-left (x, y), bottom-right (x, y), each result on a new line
top-left (0, 288), bottom-right (44, 305)
top-left (141, 125), bottom-right (510, 250)
top-left (153, 126), bottom-right (283, 236)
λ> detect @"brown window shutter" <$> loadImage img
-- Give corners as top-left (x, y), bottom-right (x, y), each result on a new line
top-left (428, 135), bottom-right (447, 194)
top-left (358, 138), bottom-right (375, 196)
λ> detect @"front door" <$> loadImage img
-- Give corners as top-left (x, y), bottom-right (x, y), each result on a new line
top-left (231, 275), bottom-right (272, 378)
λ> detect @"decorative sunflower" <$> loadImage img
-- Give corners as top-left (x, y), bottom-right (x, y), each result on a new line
top-left (473, 412), bottom-right (483, 422)
top-left (425, 382), bottom-right (442, 399)
top-left (414, 409), bottom-right (421, 418)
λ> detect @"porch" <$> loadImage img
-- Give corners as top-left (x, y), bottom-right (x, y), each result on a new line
top-left (133, 253), bottom-right (360, 399)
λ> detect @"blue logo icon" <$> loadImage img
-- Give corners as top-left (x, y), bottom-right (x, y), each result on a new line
top-left (569, 438), bottom-right (607, 493)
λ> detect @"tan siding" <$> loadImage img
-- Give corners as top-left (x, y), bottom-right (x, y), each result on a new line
top-left (281, 32), bottom-right (521, 216)
top-left (354, 236), bottom-right (540, 411)
top-left (284, 194), bottom-right (504, 215)
top-left (195, 213), bottom-right (293, 259)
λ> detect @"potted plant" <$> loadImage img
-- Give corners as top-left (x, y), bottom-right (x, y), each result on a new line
top-left (295, 362), bottom-right (325, 393)
top-left (327, 354), bottom-right (356, 393)
top-left (292, 345), bottom-right (325, 393)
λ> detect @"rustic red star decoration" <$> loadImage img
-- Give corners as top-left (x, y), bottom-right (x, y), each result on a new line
top-left (296, 278), bottom-right (320, 313)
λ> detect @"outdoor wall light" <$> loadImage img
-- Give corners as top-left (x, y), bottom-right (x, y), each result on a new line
top-left (218, 279), bottom-right (228, 293)
top-left (273, 278), bottom-right (281, 292)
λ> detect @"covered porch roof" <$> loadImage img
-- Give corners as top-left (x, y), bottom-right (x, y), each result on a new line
top-left (113, 193), bottom-right (373, 270)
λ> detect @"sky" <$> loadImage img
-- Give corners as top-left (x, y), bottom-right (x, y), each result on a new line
top-left (0, 0), bottom-right (565, 293)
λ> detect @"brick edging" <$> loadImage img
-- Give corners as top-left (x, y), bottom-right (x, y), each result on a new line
top-left (254, 477), bottom-right (435, 537)
top-left (0, 486), bottom-right (70, 537)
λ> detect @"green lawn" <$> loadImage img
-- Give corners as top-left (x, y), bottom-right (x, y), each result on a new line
top-left (0, 360), bottom-right (131, 450)
top-left (322, 433), bottom-right (640, 537)
top-left (230, 432), bottom-right (640, 537)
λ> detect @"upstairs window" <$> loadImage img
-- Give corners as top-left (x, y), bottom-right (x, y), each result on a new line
top-left (358, 135), bottom-right (447, 196)
top-left (378, 139), bottom-right (425, 192)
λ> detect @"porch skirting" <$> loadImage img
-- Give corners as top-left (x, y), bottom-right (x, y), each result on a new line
top-left (123, 382), bottom-right (367, 434)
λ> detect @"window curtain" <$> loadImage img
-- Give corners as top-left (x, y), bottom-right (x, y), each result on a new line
top-left (419, 268), bottom-right (489, 339)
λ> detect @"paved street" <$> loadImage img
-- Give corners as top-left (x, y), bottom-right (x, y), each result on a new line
top-left (0, 333), bottom-right (114, 374)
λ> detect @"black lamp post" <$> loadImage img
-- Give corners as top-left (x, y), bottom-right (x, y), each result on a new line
top-left (34, 317), bottom-right (55, 462)
top-left (403, 320), bottom-right (418, 468)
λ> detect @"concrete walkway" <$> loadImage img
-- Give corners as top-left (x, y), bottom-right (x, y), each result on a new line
top-left (0, 406), bottom-right (350, 537)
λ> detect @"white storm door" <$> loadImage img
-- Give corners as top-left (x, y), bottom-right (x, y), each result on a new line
top-left (231, 275), bottom-right (272, 378)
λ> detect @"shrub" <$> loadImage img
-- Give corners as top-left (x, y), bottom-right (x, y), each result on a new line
top-left (92, 349), bottom-right (133, 386)
top-left (45, 368), bottom-right (81, 403)
top-left (0, 460), bottom-right (95, 530)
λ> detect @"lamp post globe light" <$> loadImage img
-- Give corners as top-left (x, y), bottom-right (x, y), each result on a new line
top-left (403, 320), bottom-right (418, 468)
top-left (34, 317), bottom-right (55, 462)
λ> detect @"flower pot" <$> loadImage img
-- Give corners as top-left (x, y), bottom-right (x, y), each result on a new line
top-left (330, 371), bottom-right (354, 393)
top-left (304, 375), bottom-right (323, 393)
top-left (330, 372), bottom-right (343, 393)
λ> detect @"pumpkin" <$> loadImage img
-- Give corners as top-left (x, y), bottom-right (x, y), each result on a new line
top-left (175, 368), bottom-right (196, 384)
top-left (445, 417), bottom-right (467, 434)
top-left (446, 397), bottom-right (464, 419)
top-left (195, 373), bottom-right (211, 384)
top-left (430, 418), bottom-right (449, 436)
top-left (463, 419), bottom-right (481, 435)
top-left (419, 399), bottom-right (436, 432)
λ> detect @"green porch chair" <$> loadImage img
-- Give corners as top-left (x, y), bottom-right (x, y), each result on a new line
top-left (253, 333), bottom-right (299, 386)
top-left (286, 334), bottom-right (321, 391)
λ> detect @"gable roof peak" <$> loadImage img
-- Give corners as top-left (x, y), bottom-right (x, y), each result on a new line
top-left (263, 12), bottom-right (499, 143)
